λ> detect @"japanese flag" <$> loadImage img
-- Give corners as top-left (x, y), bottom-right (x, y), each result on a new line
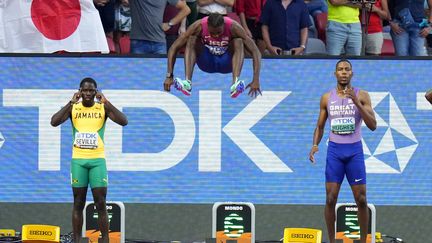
top-left (0, 0), bottom-right (109, 53)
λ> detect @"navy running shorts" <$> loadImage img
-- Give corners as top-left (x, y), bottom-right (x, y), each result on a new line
top-left (326, 141), bottom-right (366, 185)
top-left (197, 47), bottom-right (232, 74)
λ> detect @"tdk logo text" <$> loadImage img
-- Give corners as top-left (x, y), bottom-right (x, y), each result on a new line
top-left (2, 90), bottom-right (429, 174)
top-left (3, 90), bottom-right (291, 172)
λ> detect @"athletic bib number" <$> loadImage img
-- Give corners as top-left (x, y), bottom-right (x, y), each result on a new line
top-left (331, 117), bottom-right (355, 134)
top-left (74, 132), bottom-right (98, 149)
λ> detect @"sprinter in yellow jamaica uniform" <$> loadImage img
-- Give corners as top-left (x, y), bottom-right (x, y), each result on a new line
top-left (51, 77), bottom-right (128, 243)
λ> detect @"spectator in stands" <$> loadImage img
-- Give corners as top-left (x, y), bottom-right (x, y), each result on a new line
top-left (387, 0), bottom-right (432, 56)
top-left (115, 0), bottom-right (131, 32)
top-left (304, 0), bottom-right (327, 18)
top-left (95, 0), bottom-right (118, 52)
top-left (235, 0), bottom-right (267, 54)
top-left (186, 0), bottom-right (199, 27)
top-left (197, 0), bottom-right (235, 19)
top-left (361, 0), bottom-right (390, 55)
top-left (164, 4), bottom-right (188, 50)
top-left (129, 0), bottom-right (190, 54)
top-left (326, 0), bottom-right (361, 55)
top-left (425, 0), bottom-right (432, 55)
top-left (95, 0), bottom-right (116, 36)
top-left (304, 0), bottom-right (326, 39)
top-left (260, 0), bottom-right (311, 55)
top-left (94, 0), bottom-right (110, 6)
top-left (304, 0), bottom-right (327, 39)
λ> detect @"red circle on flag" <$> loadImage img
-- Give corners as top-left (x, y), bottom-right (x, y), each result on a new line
top-left (31, 0), bottom-right (81, 40)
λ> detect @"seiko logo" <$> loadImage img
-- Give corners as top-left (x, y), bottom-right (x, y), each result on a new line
top-left (291, 233), bottom-right (314, 239)
top-left (29, 230), bottom-right (53, 236)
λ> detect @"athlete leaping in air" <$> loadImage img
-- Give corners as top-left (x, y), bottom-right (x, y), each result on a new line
top-left (163, 13), bottom-right (262, 98)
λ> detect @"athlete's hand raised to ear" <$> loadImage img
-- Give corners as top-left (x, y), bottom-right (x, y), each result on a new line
top-left (96, 91), bottom-right (107, 104)
top-left (71, 91), bottom-right (81, 104)
top-left (246, 78), bottom-right (262, 98)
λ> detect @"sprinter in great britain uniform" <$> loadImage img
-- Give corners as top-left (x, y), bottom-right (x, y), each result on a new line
top-left (51, 78), bottom-right (128, 243)
top-left (163, 13), bottom-right (262, 98)
top-left (309, 59), bottom-right (377, 243)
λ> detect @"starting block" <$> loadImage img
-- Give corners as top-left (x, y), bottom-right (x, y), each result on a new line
top-left (21, 224), bottom-right (60, 243)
